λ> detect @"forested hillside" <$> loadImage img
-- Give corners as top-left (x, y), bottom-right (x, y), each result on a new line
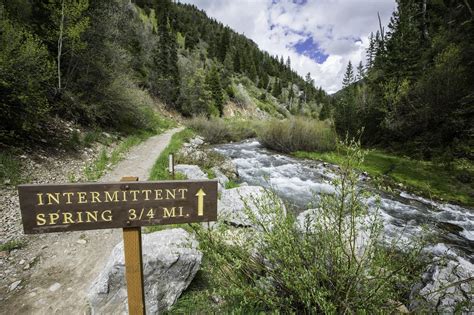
top-left (332, 0), bottom-right (473, 160)
top-left (0, 0), bottom-right (328, 146)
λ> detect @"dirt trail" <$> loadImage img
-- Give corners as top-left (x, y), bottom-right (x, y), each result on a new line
top-left (1, 127), bottom-right (183, 314)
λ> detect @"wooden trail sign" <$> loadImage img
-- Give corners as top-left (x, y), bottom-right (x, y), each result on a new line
top-left (18, 179), bottom-right (218, 234)
top-left (18, 177), bottom-right (218, 315)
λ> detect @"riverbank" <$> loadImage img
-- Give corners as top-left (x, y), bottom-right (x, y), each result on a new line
top-left (295, 149), bottom-right (474, 207)
top-left (164, 137), bottom-right (473, 313)
top-left (187, 116), bottom-right (473, 207)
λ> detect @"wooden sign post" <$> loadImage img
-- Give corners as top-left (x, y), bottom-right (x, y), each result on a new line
top-left (18, 178), bottom-right (218, 315)
top-left (121, 176), bottom-right (145, 315)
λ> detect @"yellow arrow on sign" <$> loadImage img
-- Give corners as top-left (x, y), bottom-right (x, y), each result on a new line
top-left (195, 188), bottom-right (206, 216)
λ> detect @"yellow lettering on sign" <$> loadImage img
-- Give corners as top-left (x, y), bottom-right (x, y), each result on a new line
top-left (155, 189), bottom-right (163, 200)
top-left (49, 213), bottom-right (60, 225)
top-left (62, 192), bottom-right (74, 204)
top-left (86, 211), bottom-right (98, 222)
top-left (47, 193), bottom-right (60, 205)
top-left (77, 211), bottom-right (84, 223)
top-left (62, 212), bottom-right (74, 224)
top-left (142, 190), bottom-right (152, 201)
top-left (36, 193), bottom-right (44, 206)
top-left (178, 188), bottom-right (188, 199)
top-left (77, 192), bottom-right (87, 204)
top-left (165, 189), bottom-right (176, 200)
top-left (163, 206), bottom-right (184, 218)
top-left (101, 210), bottom-right (112, 221)
top-left (163, 207), bottom-right (176, 218)
top-left (130, 190), bottom-right (140, 201)
top-left (105, 191), bottom-right (119, 202)
top-left (90, 192), bottom-right (101, 203)
top-left (36, 213), bottom-right (46, 225)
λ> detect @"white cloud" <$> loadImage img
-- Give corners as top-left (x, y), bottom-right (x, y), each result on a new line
top-left (180, 0), bottom-right (396, 93)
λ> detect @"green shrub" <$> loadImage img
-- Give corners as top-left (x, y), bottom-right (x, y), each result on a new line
top-left (187, 116), bottom-right (258, 144)
top-left (83, 130), bottom-right (102, 147)
top-left (64, 130), bottom-right (82, 151)
top-left (0, 152), bottom-right (22, 185)
top-left (258, 117), bottom-right (336, 153)
top-left (190, 140), bottom-right (426, 313)
top-left (0, 8), bottom-right (53, 142)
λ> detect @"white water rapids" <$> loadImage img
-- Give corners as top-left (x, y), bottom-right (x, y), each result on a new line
top-left (214, 140), bottom-right (474, 265)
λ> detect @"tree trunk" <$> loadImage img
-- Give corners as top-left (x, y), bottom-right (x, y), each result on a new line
top-left (57, 0), bottom-right (65, 92)
top-left (422, 0), bottom-right (429, 41)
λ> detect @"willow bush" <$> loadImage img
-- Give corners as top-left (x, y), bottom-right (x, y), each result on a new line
top-left (257, 117), bottom-right (336, 153)
top-left (191, 140), bottom-right (426, 313)
top-left (186, 116), bottom-right (258, 144)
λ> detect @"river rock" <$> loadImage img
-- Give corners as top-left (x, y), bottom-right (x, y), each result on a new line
top-left (218, 186), bottom-right (285, 228)
top-left (211, 167), bottom-right (229, 186)
top-left (88, 229), bottom-right (202, 314)
top-left (175, 164), bottom-right (207, 180)
top-left (220, 159), bottom-right (238, 180)
top-left (9, 280), bottom-right (21, 292)
top-left (189, 136), bottom-right (204, 147)
top-left (410, 258), bottom-right (473, 313)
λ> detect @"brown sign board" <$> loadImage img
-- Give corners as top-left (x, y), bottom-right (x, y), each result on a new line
top-left (18, 180), bottom-right (218, 234)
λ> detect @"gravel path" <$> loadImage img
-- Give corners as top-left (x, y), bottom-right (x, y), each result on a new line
top-left (0, 127), bottom-right (183, 314)
top-left (101, 127), bottom-right (183, 181)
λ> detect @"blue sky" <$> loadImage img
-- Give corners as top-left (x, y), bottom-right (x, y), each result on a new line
top-left (180, 0), bottom-right (396, 93)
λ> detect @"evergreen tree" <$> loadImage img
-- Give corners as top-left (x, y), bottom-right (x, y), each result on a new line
top-left (272, 78), bottom-right (281, 98)
top-left (153, 0), bottom-right (180, 106)
top-left (206, 65), bottom-right (224, 116)
top-left (366, 32), bottom-right (375, 69)
top-left (356, 61), bottom-right (364, 81)
top-left (319, 102), bottom-right (331, 120)
top-left (342, 61), bottom-right (354, 88)
top-left (217, 27), bottom-right (230, 62)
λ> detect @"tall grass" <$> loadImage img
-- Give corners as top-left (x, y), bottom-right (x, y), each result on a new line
top-left (258, 117), bottom-right (336, 153)
top-left (187, 116), bottom-right (258, 144)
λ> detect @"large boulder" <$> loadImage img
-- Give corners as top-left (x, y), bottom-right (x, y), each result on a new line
top-left (410, 258), bottom-right (473, 313)
top-left (88, 229), bottom-right (202, 314)
top-left (175, 164), bottom-right (207, 180)
top-left (218, 186), bottom-right (285, 228)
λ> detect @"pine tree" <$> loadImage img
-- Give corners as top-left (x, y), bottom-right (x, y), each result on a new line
top-left (153, 0), bottom-right (180, 106)
top-left (206, 65), bottom-right (224, 116)
top-left (272, 78), bottom-right (281, 98)
top-left (356, 61), bottom-right (365, 81)
top-left (217, 27), bottom-right (230, 62)
top-left (342, 61), bottom-right (354, 88)
top-left (288, 83), bottom-right (295, 101)
top-left (366, 32), bottom-right (375, 69)
top-left (319, 102), bottom-right (331, 120)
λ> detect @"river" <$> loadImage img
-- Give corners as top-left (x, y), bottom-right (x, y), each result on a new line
top-left (214, 140), bottom-right (474, 265)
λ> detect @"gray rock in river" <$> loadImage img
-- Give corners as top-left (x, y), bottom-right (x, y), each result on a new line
top-left (218, 186), bottom-right (285, 228)
top-left (410, 258), bottom-right (473, 313)
top-left (175, 164), bottom-right (207, 180)
top-left (211, 167), bottom-right (229, 190)
top-left (87, 229), bottom-right (202, 314)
